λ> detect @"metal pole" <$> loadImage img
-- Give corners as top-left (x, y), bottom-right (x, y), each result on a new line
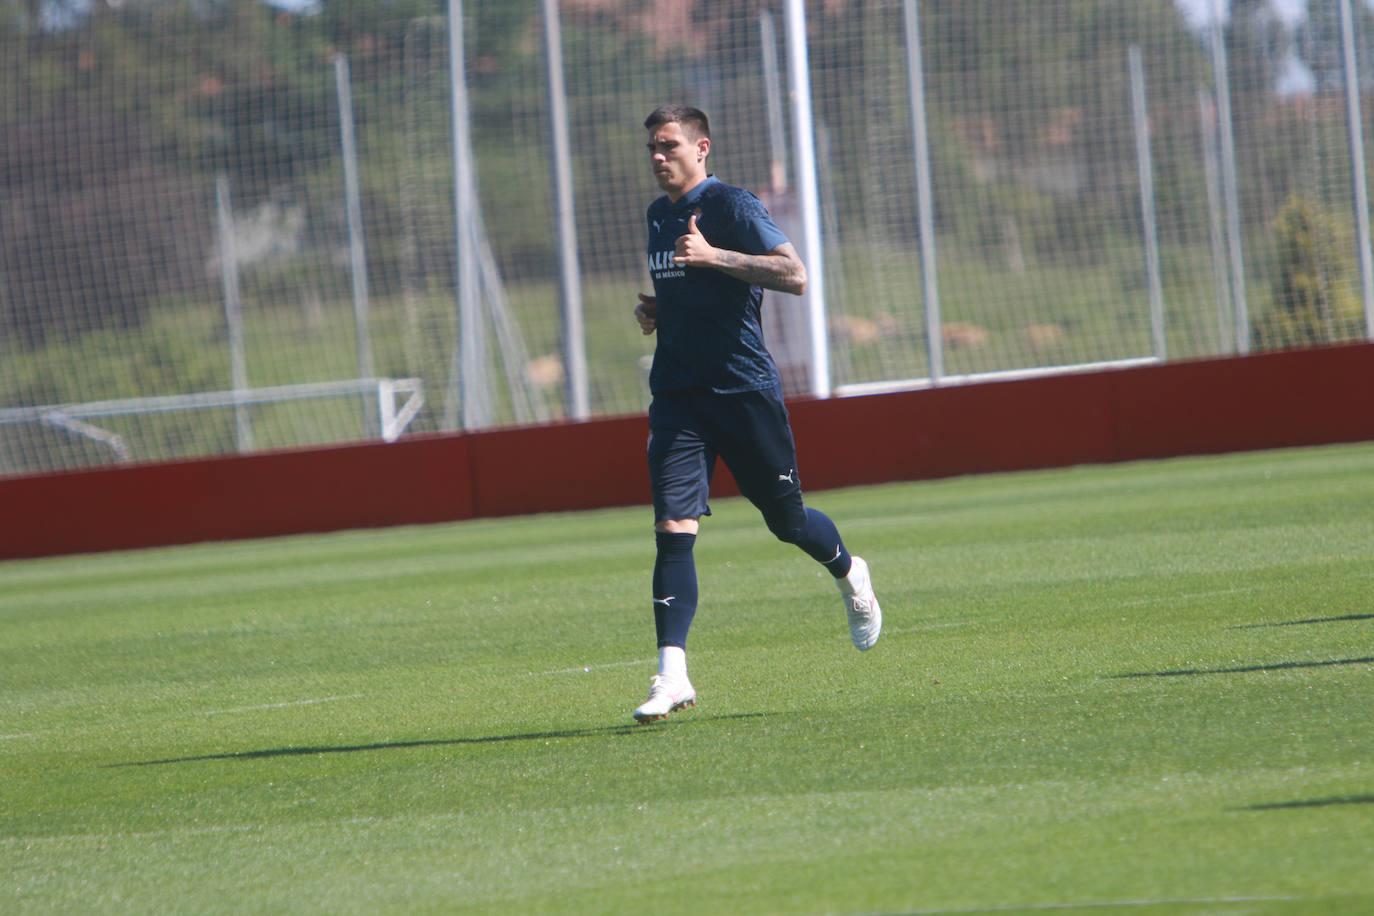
top-left (334, 53), bottom-right (378, 437)
top-left (1339, 0), bottom-right (1374, 338)
top-left (446, 0), bottom-right (489, 429)
top-left (783, 0), bottom-right (830, 398)
top-left (542, 0), bottom-right (589, 420)
top-left (1130, 46), bottom-right (1166, 360)
top-left (1198, 88), bottom-right (1234, 352)
top-left (904, 0), bottom-right (942, 383)
top-left (215, 174), bottom-right (252, 452)
top-left (1211, 0), bottom-right (1249, 353)
top-left (760, 10), bottom-right (789, 190)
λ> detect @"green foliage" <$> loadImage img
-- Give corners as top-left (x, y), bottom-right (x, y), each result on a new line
top-left (1255, 195), bottom-right (1364, 349)
top-left (958, 180), bottom-right (1122, 267)
top-left (0, 99), bottom-right (212, 346)
top-left (3, 445), bottom-right (1374, 913)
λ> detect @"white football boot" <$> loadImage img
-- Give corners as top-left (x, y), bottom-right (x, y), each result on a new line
top-left (632, 674), bottom-right (697, 724)
top-left (838, 555), bottom-right (882, 651)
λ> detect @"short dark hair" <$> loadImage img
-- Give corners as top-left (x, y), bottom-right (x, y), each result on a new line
top-left (644, 105), bottom-right (711, 141)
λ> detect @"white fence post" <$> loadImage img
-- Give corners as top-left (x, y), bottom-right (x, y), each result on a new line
top-left (542, 0), bottom-right (589, 421)
top-left (214, 174), bottom-right (252, 453)
top-left (1130, 46), bottom-right (1167, 360)
top-left (904, 0), bottom-right (943, 385)
top-left (1211, 0), bottom-right (1249, 353)
top-left (783, 0), bottom-right (830, 398)
top-left (334, 53), bottom-right (378, 437)
top-left (446, 0), bottom-right (489, 429)
top-left (1339, 0), bottom-right (1374, 339)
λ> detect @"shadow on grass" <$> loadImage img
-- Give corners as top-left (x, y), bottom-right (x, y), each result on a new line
top-left (112, 712), bottom-right (769, 767)
top-left (1233, 613), bottom-right (1374, 629)
top-left (1239, 794), bottom-right (1374, 811)
top-left (1109, 657), bottom-right (1374, 679)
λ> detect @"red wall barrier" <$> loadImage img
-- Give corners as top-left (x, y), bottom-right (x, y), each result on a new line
top-left (3, 343), bottom-right (1372, 560)
top-left (3, 435), bottom-right (477, 559)
top-left (790, 341), bottom-right (1374, 488)
top-left (466, 415), bottom-right (650, 518)
top-left (1107, 344), bottom-right (1374, 459)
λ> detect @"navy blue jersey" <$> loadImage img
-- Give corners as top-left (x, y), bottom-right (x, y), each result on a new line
top-left (645, 176), bottom-right (791, 395)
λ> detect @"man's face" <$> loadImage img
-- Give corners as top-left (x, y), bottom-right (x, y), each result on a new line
top-left (647, 121), bottom-right (709, 200)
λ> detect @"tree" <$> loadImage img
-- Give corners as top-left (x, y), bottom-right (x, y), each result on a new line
top-left (0, 104), bottom-right (210, 346)
top-left (1255, 194), bottom-right (1363, 348)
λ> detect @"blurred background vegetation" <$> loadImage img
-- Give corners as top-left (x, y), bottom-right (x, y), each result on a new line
top-left (2, 0), bottom-right (1371, 472)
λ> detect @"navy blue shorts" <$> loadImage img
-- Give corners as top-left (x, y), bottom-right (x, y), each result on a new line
top-left (648, 386), bottom-right (805, 526)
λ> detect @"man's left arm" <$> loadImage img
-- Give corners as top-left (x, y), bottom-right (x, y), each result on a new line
top-left (710, 243), bottom-right (807, 296)
top-left (673, 213), bottom-right (807, 296)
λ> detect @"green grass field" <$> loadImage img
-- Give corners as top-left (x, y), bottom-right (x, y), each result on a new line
top-left (3, 443), bottom-right (1373, 915)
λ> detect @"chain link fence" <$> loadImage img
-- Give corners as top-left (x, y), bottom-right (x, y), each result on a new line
top-left (3, 0), bottom-right (1372, 475)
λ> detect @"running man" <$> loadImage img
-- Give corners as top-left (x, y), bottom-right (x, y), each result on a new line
top-left (631, 104), bottom-right (881, 724)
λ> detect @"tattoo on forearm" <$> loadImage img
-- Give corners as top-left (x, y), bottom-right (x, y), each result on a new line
top-left (714, 247), bottom-right (807, 295)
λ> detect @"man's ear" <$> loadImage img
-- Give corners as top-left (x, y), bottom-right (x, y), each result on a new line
top-left (697, 137), bottom-right (711, 162)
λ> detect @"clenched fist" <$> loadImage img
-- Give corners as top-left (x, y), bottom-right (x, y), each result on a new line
top-left (634, 293), bottom-right (658, 335)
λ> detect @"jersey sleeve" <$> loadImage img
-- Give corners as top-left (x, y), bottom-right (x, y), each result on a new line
top-left (726, 189), bottom-right (790, 255)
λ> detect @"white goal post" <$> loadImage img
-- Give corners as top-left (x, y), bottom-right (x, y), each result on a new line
top-left (0, 378), bottom-right (424, 465)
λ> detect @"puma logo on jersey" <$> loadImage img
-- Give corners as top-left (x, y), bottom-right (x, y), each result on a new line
top-left (778, 468), bottom-right (795, 483)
